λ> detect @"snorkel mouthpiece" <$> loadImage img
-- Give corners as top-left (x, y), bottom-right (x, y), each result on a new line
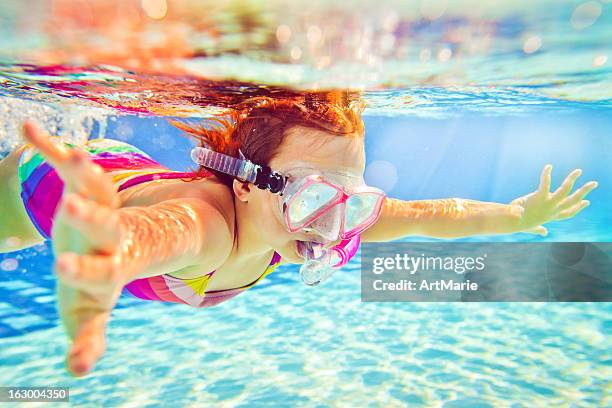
top-left (300, 260), bottom-right (334, 286)
top-left (298, 241), bottom-right (336, 286)
top-left (298, 236), bottom-right (361, 286)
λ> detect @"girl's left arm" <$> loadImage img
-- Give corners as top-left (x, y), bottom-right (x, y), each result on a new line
top-left (362, 165), bottom-right (598, 242)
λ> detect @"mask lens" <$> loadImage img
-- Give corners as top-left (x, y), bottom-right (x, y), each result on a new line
top-left (287, 182), bottom-right (338, 227)
top-left (344, 192), bottom-right (382, 232)
top-left (306, 205), bottom-right (343, 241)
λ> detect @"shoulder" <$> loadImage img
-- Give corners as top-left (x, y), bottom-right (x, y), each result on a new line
top-left (158, 177), bottom-right (236, 267)
top-left (185, 177), bottom-right (236, 248)
top-left (173, 175), bottom-right (235, 227)
top-left (120, 174), bottom-right (236, 265)
top-left (120, 172), bottom-right (233, 212)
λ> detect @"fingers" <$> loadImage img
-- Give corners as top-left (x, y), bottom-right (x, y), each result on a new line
top-left (56, 252), bottom-right (122, 292)
top-left (22, 121), bottom-right (72, 168)
top-left (524, 225), bottom-right (548, 237)
top-left (558, 181), bottom-right (598, 210)
top-left (22, 122), bottom-right (86, 180)
top-left (22, 121), bottom-right (119, 209)
top-left (538, 164), bottom-right (553, 193)
top-left (67, 310), bottom-right (110, 377)
top-left (554, 200), bottom-right (590, 221)
top-left (59, 193), bottom-right (121, 254)
top-left (551, 168), bottom-right (582, 202)
top-left (68, 155), bottom-right (121, 209)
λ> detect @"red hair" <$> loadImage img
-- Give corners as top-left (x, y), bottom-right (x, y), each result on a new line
top-left (171, 90), bottom-right (365, 186)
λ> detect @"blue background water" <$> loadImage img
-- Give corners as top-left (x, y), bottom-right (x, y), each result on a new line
top-left (0, 110), bottom-right (610, 407)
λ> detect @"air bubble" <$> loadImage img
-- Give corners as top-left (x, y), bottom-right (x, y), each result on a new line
top-left (364, 160), bottom-right (398, 193)
top-left (1, 258), bottom-right (19, 272)
top-left (33, 243), bottom-right (48, 253)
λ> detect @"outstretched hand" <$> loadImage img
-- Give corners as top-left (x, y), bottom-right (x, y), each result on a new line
top-left (22, 121), bottom-right (126, 377)
top-left (510, 164), bottom-right (598, 236)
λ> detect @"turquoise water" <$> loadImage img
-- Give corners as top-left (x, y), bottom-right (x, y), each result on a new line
top-left (0, 250), bottom-right (610, 407)
top-left (1, 111), bottom-right (611, 406)
top-left (1, 0), bottom-right (611, 406)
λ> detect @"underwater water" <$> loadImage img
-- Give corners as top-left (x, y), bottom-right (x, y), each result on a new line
top-left (1, 111), bottom-right (611, 407)
top-left (1, 0), bottom-right (611, 407)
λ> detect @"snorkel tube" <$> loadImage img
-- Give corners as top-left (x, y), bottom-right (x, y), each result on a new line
top-left (298, 235), bottom-right (361, 286)
top-left (191, 146), bottom-right (286, 193)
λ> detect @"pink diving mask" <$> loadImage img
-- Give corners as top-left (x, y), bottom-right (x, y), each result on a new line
top-left (278, 166), bottom-right (386, 242)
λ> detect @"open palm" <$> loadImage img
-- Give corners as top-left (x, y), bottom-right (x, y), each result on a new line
top-left (511, 164), bottom-right (598, 236)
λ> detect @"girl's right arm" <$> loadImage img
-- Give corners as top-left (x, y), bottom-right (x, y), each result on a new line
top-left (60, 195), bottom-right (233, 284)
top-left (22, 121), bottom-right (233, 377)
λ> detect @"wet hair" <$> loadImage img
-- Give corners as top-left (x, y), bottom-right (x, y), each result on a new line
top-left (171, 90), bottom-right (365, 187)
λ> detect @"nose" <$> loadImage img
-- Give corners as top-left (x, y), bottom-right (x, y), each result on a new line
top-left (292, 204), bottom-right (345, 243)
top-left (293, 230), bottom-right (323, 243)
top-left (324, 238), bottom-right (342, 250)
top-left (303, 232), bottom-right (331, 244)
top-left (294, 229), bottom-right (337, 245)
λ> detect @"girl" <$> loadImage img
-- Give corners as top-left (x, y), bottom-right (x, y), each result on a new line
top-left (0, 93), bottom-right (597, 377)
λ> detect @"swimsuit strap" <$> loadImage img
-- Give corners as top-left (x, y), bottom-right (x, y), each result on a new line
top-left (117, 171), bottom-right (196, 191)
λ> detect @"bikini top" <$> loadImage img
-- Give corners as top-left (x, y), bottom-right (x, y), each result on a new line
top-left (121, 206), bottom-right (283, 308)
top-left (84, 139), bottom-right (281, 307)
top-left (91, 140), bottom-right (285, 308)
top-left (17, 137), bottom-right (282, 309)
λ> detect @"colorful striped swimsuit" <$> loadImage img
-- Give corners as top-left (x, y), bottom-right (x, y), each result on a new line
top-left (17, 138), bottom-right (282, 308)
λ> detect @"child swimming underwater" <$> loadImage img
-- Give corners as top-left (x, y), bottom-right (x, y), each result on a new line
top-left (0, 92), bottom-right (598, 377)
